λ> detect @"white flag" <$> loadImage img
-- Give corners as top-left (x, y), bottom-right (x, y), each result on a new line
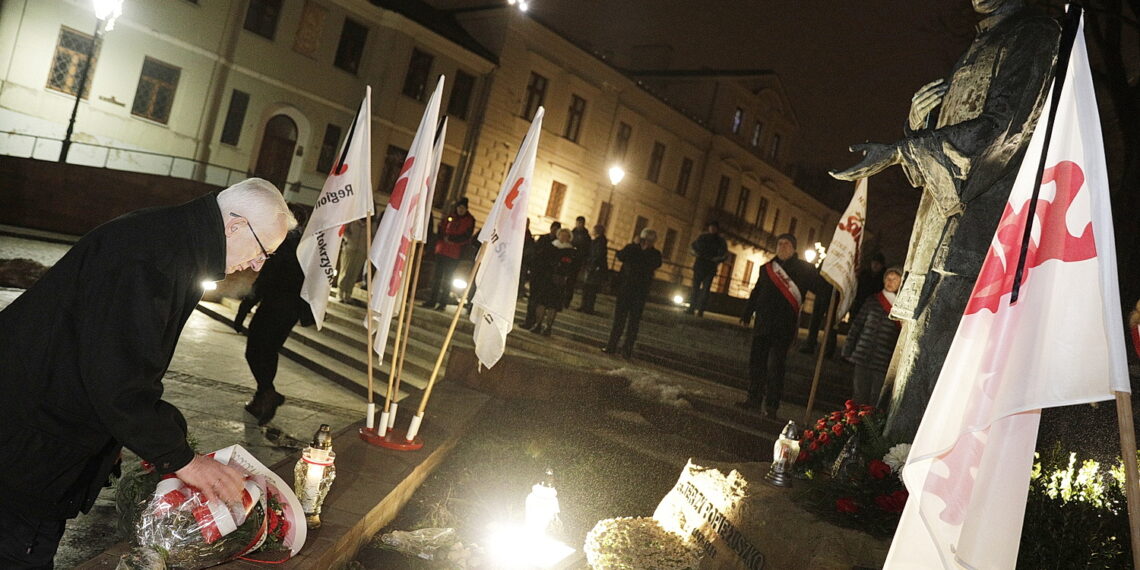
top-left (368, 77), bottom-right (444, 362)
top-left (886, 15), bottom-right (1129, 569)
top-left (415, 117), bottom-right (448, 242)
top-left (819, 177), bottom-right (866, 318)
top-left (298, 87), bottom-right (374, 329)
top-left (469, 107), bottom-right (544, 368)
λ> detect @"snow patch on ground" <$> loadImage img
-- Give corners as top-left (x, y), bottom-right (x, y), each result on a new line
top-left (606, 367), bottom-right (696, 408)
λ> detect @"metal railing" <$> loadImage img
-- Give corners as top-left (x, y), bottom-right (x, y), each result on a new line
top-left (0, 130), bottom-right (323, 196)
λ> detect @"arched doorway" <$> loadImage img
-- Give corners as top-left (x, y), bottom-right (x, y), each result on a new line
top-left (254, 114), bottom-right (297, 191)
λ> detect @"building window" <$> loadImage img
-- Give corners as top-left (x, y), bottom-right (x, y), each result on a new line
top-left (632, 216), bottom-right (649, 242)
top-left (662, 228), bottom-right (678, 260)
top-left (293, 1), bottom-right (326, 57)
top-left (434, 164), bottom-right (454, 210)
top-left (219, 89), bottom-right (249, 146)
top-left (447, 70), bottom-right (475, 120)
top-left (736, 186), bottom-right (751, 219)
top-left (755, 196), bottom-right (768, 228)
top-left (598, 201), bottom-right (612, 228)
top-left (714, 176), bottom-right (730, 211)
top-left (243, 0), bottom-right (282, 40)
top-left (675, 157), bottom-right (693, 197)
top-left (522, 72), bottom-right (547, 121)
top-left (808, 227), bottom-right (816, 245)
top-left (316, 123), bottom-right (342, 173)
top-left (613, 122), bottom-right (632, 160)
top-left (333, 18), bottom-right (368, 75)
top-left (402, 49), bottom-right (434, 101)
top-left (731, 107), bottom-right (743, 134)
top-left (770, 133), bottom-right (781, 160)
top-left (545, 181), bottom-right (567, 218)
top-left (788, 216), bottom-right (798, 236)
top-left (751, 121), bottom-right (763, 147)
top-left (131, 57), bottom-right (180, 124)
top-left (646, 141), bottom-right (666, 183)
top-left (47, 27), bottom-right (98, 98)
top-left (564, 94), bottom-right (586, 143)
top-left (743, 260), bottom-right (755, 286)
top-left (378, 145), bottom-right (408, 194)
top-left (772, 208), bottom-right (780, 234)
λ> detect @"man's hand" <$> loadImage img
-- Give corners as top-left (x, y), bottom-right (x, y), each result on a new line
top-left (175, 454), bottom-right (246, 504)
top-left (908, 79), bottom-right (948, 131)
top-left (829, 142), bottom-right (903, 181)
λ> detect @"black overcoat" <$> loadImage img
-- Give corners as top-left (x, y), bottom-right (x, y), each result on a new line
top-left (0, 192), bottom-right (225, 519)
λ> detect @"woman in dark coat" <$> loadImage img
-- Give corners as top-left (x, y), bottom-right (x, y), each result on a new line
top-left (528, 228), bottom-right (578, 335)
top-left (843, 267), bottom-right (903, 407)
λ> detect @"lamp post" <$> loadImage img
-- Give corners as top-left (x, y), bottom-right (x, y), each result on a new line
top-left (59, 0), bottom-right (123, 163)
top-left (607, 164), bottom-right (624, 203)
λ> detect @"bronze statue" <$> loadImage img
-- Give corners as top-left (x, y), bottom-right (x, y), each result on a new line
top-left (830, 0), bottom-right (1060, 440)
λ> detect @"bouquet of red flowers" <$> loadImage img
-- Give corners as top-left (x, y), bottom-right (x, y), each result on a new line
top-left (116, 445), bottom-right (305, 569)
top-left (795, 400), bottom-right (885, 476)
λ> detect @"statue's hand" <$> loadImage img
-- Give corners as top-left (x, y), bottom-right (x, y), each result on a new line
top-left (829, 142), bottom-right (902, 181)
top-left (908, 79), bottom-right (948, 131)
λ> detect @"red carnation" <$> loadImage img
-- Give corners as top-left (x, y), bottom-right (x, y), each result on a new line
top-left (835, 497), bottom-right (859, 513)
top-left (797, 451), bottom-right (809, 463)
top-left (818, 433), bottom-right (830, 445)
top-left (829, 411), bottom-right (843, 421)
top-left (809, 441), bottom-right (820, 451)
top-left (831, 423), bottom-right (844, 436)
top-left (874, 489), bottom-right (909, 513)
top-left (868, 459), bottom-right (892, 480)
top-left (803, 429), bottom-right (816, 440)
top-left (845, 399), bottom-right (856, 410)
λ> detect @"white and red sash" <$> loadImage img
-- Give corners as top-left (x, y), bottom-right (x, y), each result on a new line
top-left (765, 261), bottom-right (802, 314)
top-left (876, 290), bottom-right (902, 330)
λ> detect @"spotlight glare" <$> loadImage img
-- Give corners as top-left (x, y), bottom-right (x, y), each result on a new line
top-left (672, 294), bottom-right (684, 305)
top-left (452, 278), bottom-right (468, 290)
top-left (201, 280), bottom-right (217, 291)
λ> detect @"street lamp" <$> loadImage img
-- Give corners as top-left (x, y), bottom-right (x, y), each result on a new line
top-left (605, 165), bottom-right (624, 227)
top-left (59, 0), bottom-right (124, 163)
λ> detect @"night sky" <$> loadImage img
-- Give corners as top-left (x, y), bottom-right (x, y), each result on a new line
top-left (432, 0), bottom-right (986, 261)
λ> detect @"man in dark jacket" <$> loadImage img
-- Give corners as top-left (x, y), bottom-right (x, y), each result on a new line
top-left (563, 216), bottom-right (592, 308)
top-left (576, 224), bottom-right (609, 314)
top-left (0, 179), bottom-right (293, 566)
top-left (424, 197), bottom-right (476, 310)
top-left (603, 228), bottom-right (663, 358)
top-left (739, 234), bottom-right (821, 417)
top-left (686, 221), bottom-right (727, 317)
top-left (243, 229), bottom-right (314, 425)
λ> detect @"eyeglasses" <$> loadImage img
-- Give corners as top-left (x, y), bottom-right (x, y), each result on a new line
top-left (229, 212), bottom-right (272, 263)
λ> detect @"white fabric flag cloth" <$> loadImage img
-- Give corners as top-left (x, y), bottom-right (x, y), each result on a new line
top-left (298, 87), bottom-right (374, 329)
top-left (885, 16), bottom-right (1129, 569)
top-left (819, 177), bottom-right (867, 318)
top-left (415, 117), bottom-right (448, 243)
top-left (368, 77), bottom-right (444, 362)
top-left (469, 107), bottom-right (544, 368)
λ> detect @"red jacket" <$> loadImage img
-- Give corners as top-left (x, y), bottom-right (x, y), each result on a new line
top-left (434, 210), bottom-right (475, 259)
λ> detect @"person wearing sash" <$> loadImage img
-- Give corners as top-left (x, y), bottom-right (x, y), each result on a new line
top-left (842, 267), bottom-right (903, 407)
top-left (738, 234), bottom-right (821, 417)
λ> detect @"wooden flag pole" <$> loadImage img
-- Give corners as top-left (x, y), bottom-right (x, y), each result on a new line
top-left (379, 247), bottom-right (417, 429)
top-left (803, 289), bottom-right (838, 426)
top-left (414, 246), bottom-right (487, 418)
top-left (1114, 391), bottom-right (1140, 568)
top-left (363, 214), bottom-right (377, 427)
top-left (392, 241), bottom-right (427, 401)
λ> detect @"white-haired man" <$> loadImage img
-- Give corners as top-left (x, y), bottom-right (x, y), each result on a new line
top-left (603, 228), bottom-right (662, 359)
top-left (0, 178), bottom-right (294, 566)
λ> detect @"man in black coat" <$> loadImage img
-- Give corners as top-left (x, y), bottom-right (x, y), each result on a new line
top-left (603, 228), bottom-right (663, 359)
top-left (576, 224), bottom-right (609, 314)
top-left (243, 229), bottom-right (314, 425)
top-left (686, 221), bottom-right (728, 317)
top-left (0, 179), bottom-right (294, 566)
top-left (739, 234), bottom-right (821, 417)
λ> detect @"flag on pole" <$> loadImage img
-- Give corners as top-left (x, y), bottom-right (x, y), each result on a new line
top-left (298, 87), bottom-right (374, 329)
top-left (885, 11), bottom-right (1129, 569)
top-left (416, 117), bottom-right (448, 243)
top-left (819, 177), bottom-right (867, 319)
top-left (469, 107), bottom-right (544, 368)
top-left (368, 76), bottom-right (444, 362)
